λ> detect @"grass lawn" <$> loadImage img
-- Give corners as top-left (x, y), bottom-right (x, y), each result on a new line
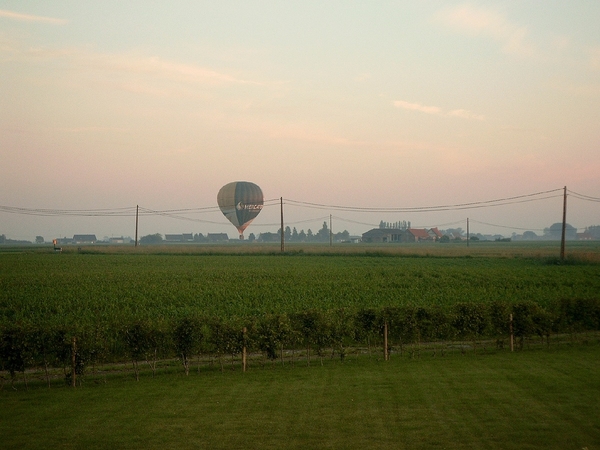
top-left (1, 345), bottom-right (599, 449)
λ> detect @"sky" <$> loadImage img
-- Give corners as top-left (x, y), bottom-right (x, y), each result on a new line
top-left (1, 1), bottom-right (599, 241)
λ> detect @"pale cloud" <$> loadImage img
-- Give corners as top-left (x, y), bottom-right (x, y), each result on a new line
top-left (434, 4), bottom-right (535, 57)
top-left (447, 109), bottom-right (485, 121)
top-left (393, 100), bottom-right (484, 121)
top-left (0, 9), bottom-right (67, 25)
top-left (2, 40), bottom-right (263, 87)
top-left (393, 100), bottom-right (441, 115)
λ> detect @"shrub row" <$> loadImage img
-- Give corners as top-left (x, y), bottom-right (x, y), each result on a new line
top-left (1, 298), bottom-right (599, 386)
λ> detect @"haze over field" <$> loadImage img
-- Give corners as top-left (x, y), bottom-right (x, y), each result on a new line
top-left (1, 1), bottom-right (599, 241)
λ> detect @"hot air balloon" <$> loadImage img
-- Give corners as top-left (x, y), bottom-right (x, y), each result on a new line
top-left (217, 181), bottom-right (264, 239)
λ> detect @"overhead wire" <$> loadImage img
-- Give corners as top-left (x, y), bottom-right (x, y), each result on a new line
top-left (284, 188), bottom-right (563, 213)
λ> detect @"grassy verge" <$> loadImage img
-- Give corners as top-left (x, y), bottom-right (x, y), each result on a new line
top-left (2, 344), bottom-right (599, 449)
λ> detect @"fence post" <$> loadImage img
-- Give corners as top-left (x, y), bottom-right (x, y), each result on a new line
top-left (509, 314), bottom-right (514, 352)
top-left (71, 337), bottom-right (77, 388)
top-left (242, 327), bottom-right (247, 373)
top-left (384, 321), bottom-right (389, 361)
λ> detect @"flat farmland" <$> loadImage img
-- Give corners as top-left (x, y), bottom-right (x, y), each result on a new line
top-left (1, 243), bottom-right (599, 328)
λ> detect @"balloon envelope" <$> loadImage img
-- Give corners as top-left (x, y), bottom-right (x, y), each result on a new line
top-left (217, 181), bottom-right (263, 238)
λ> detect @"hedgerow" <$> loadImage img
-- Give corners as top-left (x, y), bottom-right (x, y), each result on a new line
top-left (2, 298), bottom-right (599, 387)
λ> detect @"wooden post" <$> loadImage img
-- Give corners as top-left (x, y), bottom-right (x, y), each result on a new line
top-left (509, 314), bottom-right (514, 352)
top-left (242, 327), bottom-right (247, 373)
top-left (560, 186), bottom-right (567, 261)
top-left (280, 197), bottom-right (285, 253)
top-left (384, 321), bottom-right (389, 361)
top-left (71, 337), bottom-right (77, 388)
top-left (135, 205), bottom-right (139, 247)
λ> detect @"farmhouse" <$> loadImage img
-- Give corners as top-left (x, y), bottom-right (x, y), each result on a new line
top-left (362, 227), bottom-right (443, 243)
top-left (207, 233), bottom-right (229, 242)
top-left (361, 228), bottom-right (408, 243)
top-left (72, 234), bottom-right (97, 244)
top-left (165, 233), bottom-right (194, 242)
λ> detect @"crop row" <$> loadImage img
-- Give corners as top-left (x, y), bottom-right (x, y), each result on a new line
top-left (2, 298), bottom-right (599, 388)
top-left (2, 254), bottom-right (600, 329)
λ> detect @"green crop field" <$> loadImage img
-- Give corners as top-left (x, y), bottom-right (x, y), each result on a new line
top-left (1, 243), bottom-right (599, 328)
top-left (1, 243), bottom-right (600, 448)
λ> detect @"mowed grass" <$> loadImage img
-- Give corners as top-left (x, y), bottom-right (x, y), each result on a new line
top-left (2, 345), bottom-right (599, 450)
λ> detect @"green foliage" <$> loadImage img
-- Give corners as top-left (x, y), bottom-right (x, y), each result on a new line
top-left (172, 316), bottom-right (202, 375)
top-left (1, 253), bottom-right (599, 379)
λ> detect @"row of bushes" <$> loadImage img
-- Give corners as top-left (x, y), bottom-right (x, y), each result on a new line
top-left (1, 298), bottom-right (599, 387)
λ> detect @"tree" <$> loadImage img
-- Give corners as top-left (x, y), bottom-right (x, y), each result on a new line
top-left (543, 223), bottom-right (577, 240)
top-left (291, 227), bottom-right (299, 242)
top-left (316, 222), bottom-right (329, 242)
top-left (172, 316), bottom-right (201, 376)
top-left (248, 233), bottom-right (256, 242)
top-left (140, 233), bottom-right (163, 244)
top-left (35, 236), bottom-right (44, 244)
top-left (284, 226), bottom-right (292, 242)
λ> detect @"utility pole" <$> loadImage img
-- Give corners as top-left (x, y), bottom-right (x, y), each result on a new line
top-left (560, 186), bottom-right (567, 261)
top-left (135, 205), bottom-right (139, 247)
top-left (280, 197), bottom-right (284, 253)
top-left (466, 217), bottom-right (469, 247)
top-left (329, 214), bottom-right (333, 247)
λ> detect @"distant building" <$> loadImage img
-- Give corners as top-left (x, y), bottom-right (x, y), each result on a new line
top-left (407, 228), bottom-right (432, 242)
top-left (108, 236), bottom-right (128, 244)
top-left (362, 228), bottom-right (408, 243)
top-left (207, 233), bottom-right (229, 242)
top-left (577, 231), bottom-right (594, 241)
top-left (164, 233), bottom-right (195, 242)
top-left (362, 228), bottom-right (442, 243)
top-left (72, 234), bottom-right (97, 244)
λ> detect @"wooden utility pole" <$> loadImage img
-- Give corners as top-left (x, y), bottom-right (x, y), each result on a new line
top-left (466, 217), bottom-right (470, 247)
top-left (329, 214), bottom-right (333, 247)
top-left (280, 197), bottom-right (284, 253)
top-left (560, 186), bottom-right (567, 261)
top-left (135, 205), bottom-right (139, 247)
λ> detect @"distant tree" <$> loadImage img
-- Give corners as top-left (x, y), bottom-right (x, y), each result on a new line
top-left (35, 236), bottom-right (44, 244)
top-left (306, 229), bottom-right (314, 241)
top-left (298, 230), bottom-right (306, 242)
top-left (284, 226), bottom-right (292, 242)
top-left (139, 233), bottom-right (163, 245)
top-left (291, 227), bottom-right (299, 242)
top-left (334, 230), bottom-right (350, 242)
top-left (379, 220), bottom-right (386, 229)
top-left (543, 223), bottom-right (577, 240)
top-left (258, 232), bottom-right (278, 242)
top-left (522, 231), bottom-right (538, 240)
top-left (0, 234), bottom-right (5, 244)
top-left (316, 222), bottom-right (329, 242)
top-left (248, 233), bottom-right (256, 242)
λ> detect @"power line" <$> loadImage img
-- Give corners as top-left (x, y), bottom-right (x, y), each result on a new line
top-left (285, 188), bottom-right (563, 213)
top-left (568, 190), bottom-right (600, 202)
